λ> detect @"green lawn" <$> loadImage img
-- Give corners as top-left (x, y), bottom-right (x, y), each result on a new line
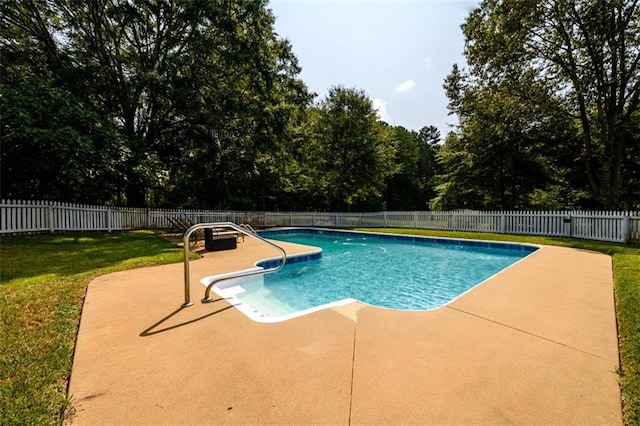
top-left (0, 229), bottom-right (638, 425)
top-left (0, 231), bottom-right (188, 426)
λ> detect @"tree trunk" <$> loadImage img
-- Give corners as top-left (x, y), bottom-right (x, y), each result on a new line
top-left (598, 125), bottom-right (624, 209)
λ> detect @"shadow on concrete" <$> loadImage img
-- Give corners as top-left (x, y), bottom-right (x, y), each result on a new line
top-left (140, 299), bottom-right (234, 336)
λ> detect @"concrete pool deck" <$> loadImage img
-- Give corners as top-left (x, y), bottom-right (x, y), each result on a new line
top-left (67, 235), bottom-right (622, 425)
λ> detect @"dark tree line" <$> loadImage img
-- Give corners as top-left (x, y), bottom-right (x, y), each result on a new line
top-left (1, 0), bottom-right (638, 211)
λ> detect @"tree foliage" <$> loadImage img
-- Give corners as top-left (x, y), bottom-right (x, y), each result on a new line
top-left (1, 77), bottom-right (127, 203)
top-left (1, 0), bottom-right (312, 208)
top-left (281, 87), bottom-right (400, 211)
top-left (5, 0), bottom-right (632, 212)
top-left (439, 64), bottom-right (584, 210)
top-left (447, 0), bottom-right (640, 209)
top-left (384, 125), bottom-right (441, 210)
top-left (315, 87), bottom-right (398, 210)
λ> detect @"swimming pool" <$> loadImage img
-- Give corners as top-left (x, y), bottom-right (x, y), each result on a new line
top-left (202, 229), bottom-right (538, 322)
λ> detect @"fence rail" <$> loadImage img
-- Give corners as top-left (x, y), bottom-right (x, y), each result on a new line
top-left (1, 199), bottom-right (639, 244)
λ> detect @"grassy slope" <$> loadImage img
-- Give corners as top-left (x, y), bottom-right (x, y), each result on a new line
top-left (0, 231), bottom-right (187, 425)
top-left (359, 228), bottom-right (640, 425)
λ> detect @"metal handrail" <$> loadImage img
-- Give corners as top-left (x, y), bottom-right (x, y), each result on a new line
top-left (239, 223), bottom-right (257, 235)
top-left (181, 222), bottom-right (286, 307)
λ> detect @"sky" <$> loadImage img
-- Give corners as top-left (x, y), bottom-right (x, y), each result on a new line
top-left (268, 0), bottom-right (480, 137)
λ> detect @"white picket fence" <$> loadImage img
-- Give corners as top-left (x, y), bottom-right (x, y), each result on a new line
top-left (0, 200), bottom-right (260, 234)
top-left (263, 210), bottom-right (640, 243)
top-left (1, 199), bottom-right (639, 244)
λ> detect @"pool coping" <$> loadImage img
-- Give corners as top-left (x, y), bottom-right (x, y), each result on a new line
top-left (67, 233), bottom-right (622, 425)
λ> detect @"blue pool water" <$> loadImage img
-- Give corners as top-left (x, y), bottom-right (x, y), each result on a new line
top-left (224, 229), bottom-right (537, 319)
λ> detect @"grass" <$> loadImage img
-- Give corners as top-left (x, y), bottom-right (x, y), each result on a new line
top-left (0, 231), bottom-right (189, 426)
top-left (359, 228), bottom-right (640, 425)
top-left (0, 228), bottom-right (638, 424)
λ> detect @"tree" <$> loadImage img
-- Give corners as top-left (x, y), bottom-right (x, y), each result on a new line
top-left (620, 111), bottom-right (640, 209)
top-left (460, 0), bottom-right (640, 209)
top-left (310, 86), bottom-right (398, 211)
top-left (441, 67), bottom-right (563, 210)
top-left (275, 106), bottom-right (329, 210)
top-left (383, 126), bottom-right (421, 210)
top-left (1, 0), bottom-right (311, 208)
top-left (383, 125), bottom-right (441, 210)
top-left (56, 0), bottom-right (285, 207)
top-left (415, 125), bottom-right (442, 203)
top-left (430, 132), bottom-right (478, 210)
top-left (0, 0), bottom-right (66, 79)
top-left (162, 2), bottom-right (312, 209)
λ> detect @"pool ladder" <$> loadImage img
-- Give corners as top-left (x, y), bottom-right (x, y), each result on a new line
top-left (239, 223), bottom-right (257, 235)
top-left (181, 222), bottom-right (286, 308)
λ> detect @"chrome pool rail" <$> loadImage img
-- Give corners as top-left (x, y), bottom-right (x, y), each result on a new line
top-left (239, 223), bottom-right (257, 235)
top-left (181, 222), bottom-right (286, 308)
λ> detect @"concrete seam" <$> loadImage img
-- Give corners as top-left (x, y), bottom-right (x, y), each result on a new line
top-left (445, 306), bottom-right (610, 361)
top-left (348, 322), bottom-right (357, 425)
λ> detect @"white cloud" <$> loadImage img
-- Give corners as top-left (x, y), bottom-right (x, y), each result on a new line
top-left (394, 80), bottom-right (416, 93)
top-left (372, 98), bottom-right (389, 122)
top-left (421, 57), bottom-right (432, 69)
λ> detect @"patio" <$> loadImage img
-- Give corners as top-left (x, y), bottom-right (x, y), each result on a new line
top-left (67, 237), bottom-right (621, 424)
